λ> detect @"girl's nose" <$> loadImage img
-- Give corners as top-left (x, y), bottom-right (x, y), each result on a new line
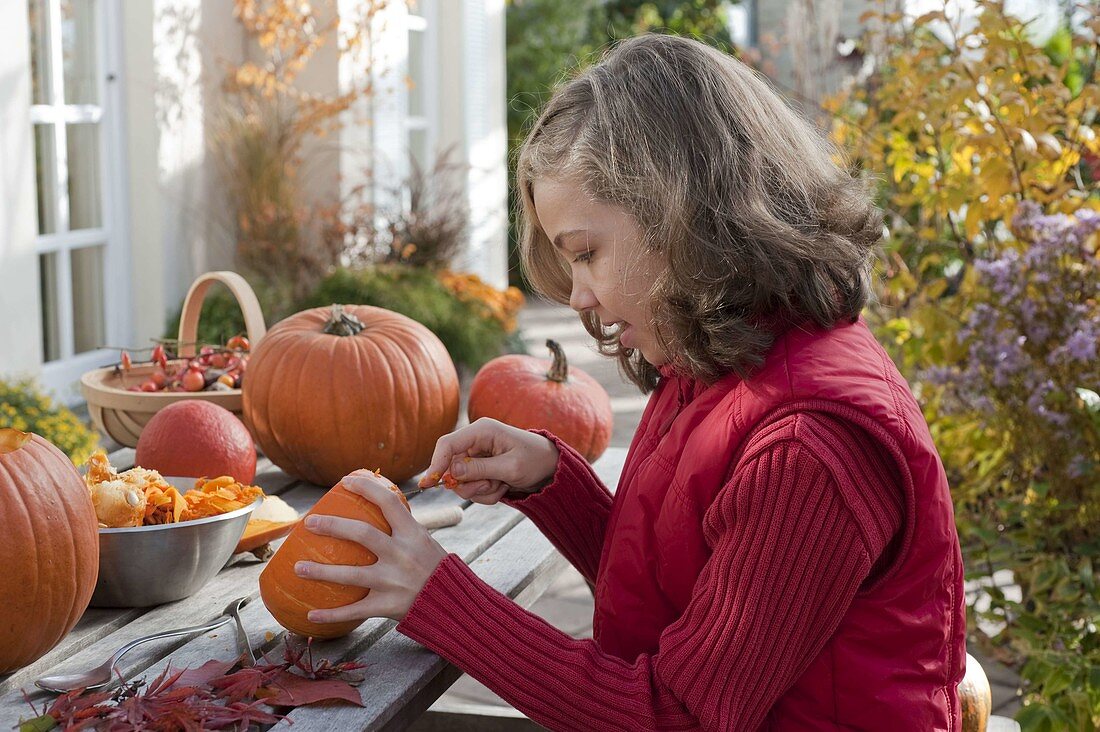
top-left (569, 278), bottom-right (599, 313)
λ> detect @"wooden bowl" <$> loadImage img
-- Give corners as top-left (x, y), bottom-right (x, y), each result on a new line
top-left (81, 271), bottom-right (266, 448)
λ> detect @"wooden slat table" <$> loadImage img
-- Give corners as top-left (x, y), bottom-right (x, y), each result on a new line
top-left (0, 447), bottom-right (629, 731)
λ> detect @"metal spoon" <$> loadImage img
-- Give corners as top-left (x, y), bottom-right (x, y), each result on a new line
top-left (35, 596), bottom-right (253, 694)
top-left (228, 596), bottom-right (256, 667)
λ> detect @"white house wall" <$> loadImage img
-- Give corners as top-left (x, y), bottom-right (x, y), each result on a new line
top-left (121, 0), bottom-right (243, 355)
top-left (0, 1), bottom-right (44, 376)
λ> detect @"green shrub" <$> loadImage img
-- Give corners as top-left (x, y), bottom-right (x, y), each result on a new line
top-left (0, 378), bottom-right (99, 465)
top-left (299, 266), bottom-right (523, 371)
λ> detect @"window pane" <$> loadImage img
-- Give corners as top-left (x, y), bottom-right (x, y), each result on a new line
top-left (408, 28), bottom-right (424, 118)
top-left (71, 245), bottom-right (106, 354)
top-left (61, 0), bottom-right (98, 105)
top-left (34, 124), bottom-right (59, 235)
top-left (39, 252), bottom-right (61, 362)
top-left (409, 127), bottom-right (428, 175)
top-left (28, 0), bottom-right (52, 105)
top-left (67, 122), bottom-right (102, 230)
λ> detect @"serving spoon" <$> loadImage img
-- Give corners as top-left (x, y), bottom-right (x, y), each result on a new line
top-left (35, 596), bottom-right (252, 694)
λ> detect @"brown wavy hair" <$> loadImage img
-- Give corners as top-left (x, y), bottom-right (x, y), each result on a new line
top-left (517, 34), bottom-right (882, 392)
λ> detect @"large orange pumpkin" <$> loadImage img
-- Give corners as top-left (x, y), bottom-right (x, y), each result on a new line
top-left (467, 339), bottom-right (613, 462)
top-left (960, 652), bottom-right (992, 732)
top-left (259, 478), bottom-right (410, 638)
top-left (0, 429), bottom-right (99, 673)
top-left (243, 305), bottom-right (460, 485)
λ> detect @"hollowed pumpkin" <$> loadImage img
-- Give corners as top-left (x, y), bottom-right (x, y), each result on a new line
top-left (0, 429), bottom-right (99, 673)
top-left (243, 305), bottom-right (460, 485)
top-left (467, 339), bottom-right (613, 461)
top-left (259, 479), bottom-right (410, 638)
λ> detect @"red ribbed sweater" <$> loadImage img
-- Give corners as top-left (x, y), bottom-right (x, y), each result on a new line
top-left (397, 412), bottom-right (904, 730)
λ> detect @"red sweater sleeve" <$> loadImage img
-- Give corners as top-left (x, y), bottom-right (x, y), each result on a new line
top-left (398, 414), bottom-right (903, 730)
top-left (501, 430), bottom-right (614, 585)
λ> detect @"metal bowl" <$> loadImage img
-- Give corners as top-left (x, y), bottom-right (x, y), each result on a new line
top-left (91, 477), bottom-right (261, 608)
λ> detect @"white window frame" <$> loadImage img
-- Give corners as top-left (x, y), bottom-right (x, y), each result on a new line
top-left (32, 0), bottom-right (131, 402)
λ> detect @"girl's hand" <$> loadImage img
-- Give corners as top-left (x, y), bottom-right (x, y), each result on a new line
top-left (295, 470), bottom-right (448, 622)
top-left (418, 418), bottom-right (560, 504)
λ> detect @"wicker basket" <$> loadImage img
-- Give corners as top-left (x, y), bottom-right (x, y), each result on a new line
top-left (81, 271), bottom-right (267, 448)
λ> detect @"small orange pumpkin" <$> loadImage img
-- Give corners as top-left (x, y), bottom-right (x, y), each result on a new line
top-left (259, 478), bottom-right (410, 638)
top-left (959, 652), bottom-right (992, 732)
top-left (0, 429), bottom-right (99, 673)
top-left (467, 339), bottom-right (613, 462)
top-left (243, 304), bottom-right (460, 485)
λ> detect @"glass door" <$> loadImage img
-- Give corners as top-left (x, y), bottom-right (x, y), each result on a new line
top-left (28, 0), bottom-right (129, 401)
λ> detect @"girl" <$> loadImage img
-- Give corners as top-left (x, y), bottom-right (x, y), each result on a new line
top-left (294, 34), bottom-right (966, 730)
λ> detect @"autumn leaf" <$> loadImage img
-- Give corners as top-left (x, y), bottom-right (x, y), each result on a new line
top-left (258, 669), bottom-right (364, 707)
top-left (169, 658), bottom-right (237, 691)
top-left (207, 665), bottom-right (284, 703)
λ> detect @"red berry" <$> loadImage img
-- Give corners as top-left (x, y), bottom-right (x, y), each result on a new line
top-left (182, 369), bottom-right (205, 392)
top-left (226, 335), bottom-right (250, 352)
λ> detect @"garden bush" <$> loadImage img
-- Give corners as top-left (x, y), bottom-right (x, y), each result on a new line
top-left (828, 3), bottom-right (1100, 727)
top-left (0, 378), bottom-right (98, 465)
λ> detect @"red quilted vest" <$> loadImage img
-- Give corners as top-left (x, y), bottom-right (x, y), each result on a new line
top-left (593, 319), bottom-right (966, 730)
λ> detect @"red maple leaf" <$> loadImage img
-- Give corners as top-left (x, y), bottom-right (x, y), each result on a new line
top-left (20, 636), bottom-right (368, 730)
top-left (257, 668), bottom-right (364, 707)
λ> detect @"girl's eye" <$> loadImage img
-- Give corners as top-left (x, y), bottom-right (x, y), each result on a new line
top-left (572, 250), bottom-right (593, 264)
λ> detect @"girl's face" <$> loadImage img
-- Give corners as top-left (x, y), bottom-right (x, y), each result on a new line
top-left (532, 177), bottom-right (668, 366)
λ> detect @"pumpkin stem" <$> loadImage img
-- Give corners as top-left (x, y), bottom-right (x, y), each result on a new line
top-left (323, 305), bottom-right (366, 337)
top-left (545, 339), bottom-right (569, 383)
top-left (0, 428), bottom-right (32, 454)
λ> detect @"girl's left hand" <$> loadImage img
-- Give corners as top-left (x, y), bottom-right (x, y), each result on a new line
top-left (294, 469), bottom-right (449, 622)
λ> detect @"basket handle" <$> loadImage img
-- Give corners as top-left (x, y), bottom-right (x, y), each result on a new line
top-left (177, 271), bottom-right (267, 357)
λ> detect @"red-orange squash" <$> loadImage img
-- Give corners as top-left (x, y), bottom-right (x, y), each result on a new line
top-left (135, 400), bottom-right (257, 484)
top-left (243, 305), bottom-right (460, 485)
top-left (467, 339), bottom-right (613, 462)
top-left (259, 479), bottom-right (410, 638)
top-left (0, 429), bottom-right (99, 673)
top-left (960, 652), bottom-right (992, 732)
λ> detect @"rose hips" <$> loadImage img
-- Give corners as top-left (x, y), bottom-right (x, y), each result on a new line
top-left (226, 335), bottom-right (250, 352)
top-left (182, 368), bottom-right (205, 392)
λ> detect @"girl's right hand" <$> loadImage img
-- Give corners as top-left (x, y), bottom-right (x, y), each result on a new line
top-left (418, 418), bottom-right (560, 504)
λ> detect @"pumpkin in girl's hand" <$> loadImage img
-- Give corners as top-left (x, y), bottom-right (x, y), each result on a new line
top-left (243, 305), bottom-right (460, 486)
top-left (259, 477), bottom-right (410, 638)
top-left (959, 653), bottom-right (992, 732)
top-left (0, 429), bottom-right (99, 673)
top-left (467, 339), bottom-right (613, 462)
